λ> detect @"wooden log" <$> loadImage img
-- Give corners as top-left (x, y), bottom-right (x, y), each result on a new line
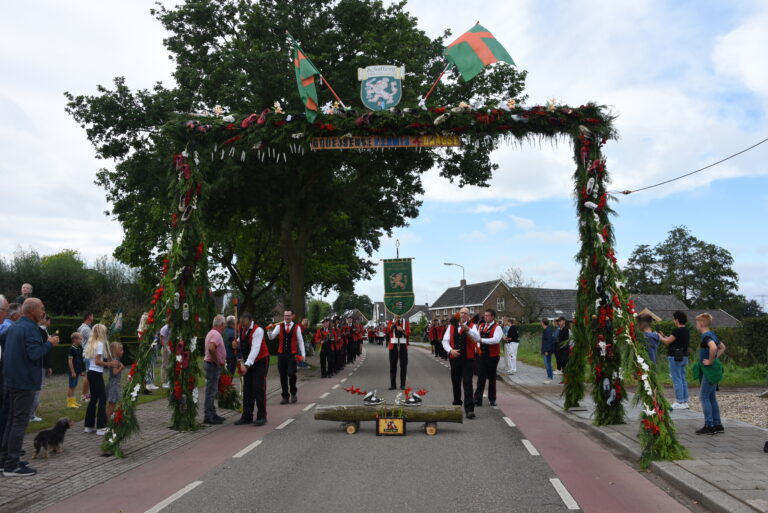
top-left (424, 422), bottom-right (437, 436)
top-left (345, 422), bottom-right (359, 434)
top-left (314, 405), bottom-right (463, 424)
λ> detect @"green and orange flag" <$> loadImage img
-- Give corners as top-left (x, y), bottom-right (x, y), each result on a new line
top-left (288, 33), bottom-right (320, 123)
top-left (444, 23), bottom-right (515, 82)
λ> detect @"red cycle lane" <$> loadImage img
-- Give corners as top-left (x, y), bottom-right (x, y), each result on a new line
top-left (39, 357), bottom-right (364, 513)
top-left (495, 389), bottom-right (691, 513)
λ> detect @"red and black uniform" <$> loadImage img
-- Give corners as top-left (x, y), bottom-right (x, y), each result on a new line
top-left (238, 322), bottom-right (269, 423)
top-left (332, 324), bottom-right (344, 373)
top-left (442, 321), bottom-right (478, 414)
top-left (314, 325), bottom-right (333, 378)
top-left (342, 323), bottom-right (355, 364)
top-left (268, 322), bottom-right (305, 403)
top-left (428, 323), bottom-right (441, 358)
top-left (353, 323), bottom-right (363, 357)
top-left (474, 321), bottom-right (503, 406)
top-left (387, 318), bottom-right (410, 390)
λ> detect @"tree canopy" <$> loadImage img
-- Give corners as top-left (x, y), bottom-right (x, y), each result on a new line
top-left (64, 0), bottom-right (528, 317)
top-left (332, 291), bottom-right (374, 319)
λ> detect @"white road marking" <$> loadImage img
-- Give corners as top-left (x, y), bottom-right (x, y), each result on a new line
top-left (340, 378), bottom-right (348, 383)
top-left (332, 384), bottom-right (340, 389)
top-left (521, 439), bottom-right (540, 456)
top-left (232, 440), bottom-right (262, 458)
top-left (549, 478), bottom-right (579, 510)
top-left (144, 481), bottom-right (203, 513)
top-left (348, 372), bottom-right (354, 376)
top-left (503, 416), bottom-right (516, 427)
top-left (276, 418), bottom-right (294, 430)
top-left (303, 403), bottom-right (316, 412)
top-left (320, 392), bottom-right (330, 399)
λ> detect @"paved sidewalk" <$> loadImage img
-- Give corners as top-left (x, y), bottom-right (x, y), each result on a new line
top-left (0, 356), bottom-right (322, 513)
top-left (501, 360), bottom-right (768, 513)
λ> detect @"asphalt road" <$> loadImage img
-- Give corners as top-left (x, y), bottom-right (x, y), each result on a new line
top-left (162, 345), bottom-right (571, 513)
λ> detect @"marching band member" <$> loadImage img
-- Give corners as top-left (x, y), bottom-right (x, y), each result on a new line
top-left (428, 318), bottom-right (441, 358)
top-left (474, 308), bottom-right (503, 407)
top-left (442, 307), bottom-right (479, 418)
top-left (343, 316), bottom-right (355, 365)
top-left (387, 315), bottom-right (410, 390)
top-left (233, 312), bottom-right (268, 426)
top-left (315, 318), bottom-right (333, 378)
top-left (268, 309), bottom-right (305, 404)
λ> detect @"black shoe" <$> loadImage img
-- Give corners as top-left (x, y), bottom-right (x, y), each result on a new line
top-left (489, 401), bottom-right (497, 407)
top-left (475, 399), bottom-right (483, 406)
top-left (142, 389), bottom-right (153, 395)
top-left (253, 419), bottom-right (267, 427)
top-left (713, 425), bottom-right (725, 434)
top-left (290, 396), bottom-right (298, 404)
top-left (388, 386), bottom-right (396, 390)
top-left (280, 398), bottom-right (289, 405)
top-left (696, 426), bottom-right (715, 435)
top-left (3, 465), bottom-right (36, 477)
top-left (466, 411), bottom-right (476, 419)
top-left (452, 401), bottom-right (463, 406)
top-left (400, 386), bottom-right (406, 390)
top-left (203, 417), bottom-right (223, 425)
top-left (213, 415), bottom-right (226, 422)
top-left (234, 417), bottom-right (253, 425)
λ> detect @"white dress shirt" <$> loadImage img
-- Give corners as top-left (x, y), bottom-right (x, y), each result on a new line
top-left (441, 322), bottom-right (479, 354)
top-left (479, 323), bottom-right (503, 345)
top-left (243, 321), bottom-right (266, 367)
top-left (268, 322), bottom-right (306, 357)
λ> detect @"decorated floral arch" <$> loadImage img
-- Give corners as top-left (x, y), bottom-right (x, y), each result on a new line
top-left (102, 100), bottom-right (687, 467)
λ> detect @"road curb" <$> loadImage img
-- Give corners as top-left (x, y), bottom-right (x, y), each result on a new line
top-left (495, 372), bottom-right (761, 513)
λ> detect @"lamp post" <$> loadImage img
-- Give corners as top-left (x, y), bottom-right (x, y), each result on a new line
top-left (443, 262), bottom-right (466, 307)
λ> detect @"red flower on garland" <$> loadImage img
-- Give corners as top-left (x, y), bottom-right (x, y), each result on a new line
top-left (195, 242), bottom-right (204, 261)
top-left (173, 380), bottom-right (182, 400)
top-left (317, 123), bottom-right (336, 132)
top-left (128, 362), bottom-right (138, 381)
top-left (241, 114), bottom-right (259, 128)
top-left (404, 386), bottom-right (413, 399)
top-left (606, 249), bottom-right (617, 264)
top-left (416, 389), bottom-right (428, 396)
top-left (597, 193), bottom-right (607, 210)
top-left (113, 408), bottom-right (123, 425)
top-left (222, 135), bottom-right (241, 145)
top-left (429, 107), bottom-right (446, 113)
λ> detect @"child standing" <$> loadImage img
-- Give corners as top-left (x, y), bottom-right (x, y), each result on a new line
top-left (106, 342), bottom-right (125, 419)
top-left (67, 332), bottom-right (85, 408)
top-left (638, 314), bottom-right (660, 364)
top-left (83, 324), bottom-right (120, 435)
top-left (695, 313), bottom-right (726, 435)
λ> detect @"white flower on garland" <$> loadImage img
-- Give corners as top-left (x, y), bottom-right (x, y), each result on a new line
top-left (192, 388), bottom-right (199, 404)
top-left (190, 337), bottom-right (197, 352)
top-left (546, 98), bottom-right (558, 112)
top-left (643, 407), bottom-right (656, 417)
top-left (273, 101), bottom-right (284, 114)
top-left (130, 384), bottom-right (141, 401)
top-left (222, 114), bottom-right (235, 123)
top-left (176, 354), bottom-right (182, 363)
top-left (213, 105), bottom-right (224, 117)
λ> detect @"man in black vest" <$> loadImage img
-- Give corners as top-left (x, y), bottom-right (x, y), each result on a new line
top-left (268, 309), bottom-right (306, 404)
top-left (441, 307), bottom-right (479, 419)
top-left (233, 313), bottom-right (257, 425)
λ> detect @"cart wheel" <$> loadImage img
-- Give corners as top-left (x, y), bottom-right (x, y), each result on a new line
top-left (425, 422), bottom-right (437, 436)
top-left (345, 422), bottom-right (359, 434)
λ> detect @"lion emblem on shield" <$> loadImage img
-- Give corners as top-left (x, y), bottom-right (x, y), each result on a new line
top-left (389, 272), bottom-right (407, 290)
top-left (365, 77), bottom-right (399, 108)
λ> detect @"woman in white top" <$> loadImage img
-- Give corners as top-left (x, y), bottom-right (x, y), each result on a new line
top-left (83, 324), bottom-right (120, 434)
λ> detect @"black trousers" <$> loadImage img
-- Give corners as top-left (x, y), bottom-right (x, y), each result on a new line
top-left (277, 354), bottom-right (298, 400)
top-left (347, 340), bottom-right (356, 363)
top-left (241, 358), bottom-right (269, 420)
top-left (356, 340), bottom-right (362, 356)
top-left (555, 345), bottom-right (569, 371)
top-left (84, 370), bottom-right (107, 429)
top-left (475, 354), bottom-right (500, 403)
top-left (389, 345), bottom-right (408, 388)
top-left (450, 358), bottom-right (475, 413)
top-left (320, 343), bottom-right (331, 377)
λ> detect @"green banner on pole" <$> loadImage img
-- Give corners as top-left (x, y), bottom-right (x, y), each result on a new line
top-left (383, 258), bottom-right (415, 316)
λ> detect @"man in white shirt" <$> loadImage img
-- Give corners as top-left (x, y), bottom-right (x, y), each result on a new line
top-left (474, 309), bottom-right (503, 407)
top-left (235, 312), bottom-right (269, 426)
top-left (268, 309), bottom-right (305, 404)
top-left (441, 308), bottom-right (480, 419)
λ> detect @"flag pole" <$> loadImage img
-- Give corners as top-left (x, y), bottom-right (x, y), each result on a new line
top-left (286, 31), bottom-right (347, 110)
top-left (422, 62), bottom-right (452, 103)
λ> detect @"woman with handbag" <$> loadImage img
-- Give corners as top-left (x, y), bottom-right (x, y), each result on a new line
top-left (658, 311), bottom-right (691, 410)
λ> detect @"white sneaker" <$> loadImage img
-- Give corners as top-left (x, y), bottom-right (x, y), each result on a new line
top-left (543, 379), bottom-right (552, 384)
top-left (96, 428), bottom-right (108, 436)
top-left (680, 402), bottom-right (690, 409)
top-left (671, 402), bottom-right (684, 410)
top-left (162, 383), bottom-right (170, 389)
top-left (84, 427), bottom-right (97, 433)
top-left (554, 370), bottom-right (562, 376)
top-left (146, 384), bottom-right (159, 391)
top-left (30, 416), bottom-right (42, 422)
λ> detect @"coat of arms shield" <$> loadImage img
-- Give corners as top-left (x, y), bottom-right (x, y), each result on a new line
top-left (358, 65), bottom-right (405, 111)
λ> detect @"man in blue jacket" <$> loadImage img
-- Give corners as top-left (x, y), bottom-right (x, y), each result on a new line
top-left (540, 319), bottom-right (556, 384)
top-left (0, 298), bottom-right (59, 477)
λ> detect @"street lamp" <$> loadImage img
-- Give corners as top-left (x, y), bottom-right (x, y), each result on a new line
top-left (443, 262), bottom-right (466, 307)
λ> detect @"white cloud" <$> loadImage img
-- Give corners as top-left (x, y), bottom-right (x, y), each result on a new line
top-left (521, 231), bottom-right (578, 245)
top-left (713, 7), bottom-right (768, 96)
top-left (509, 215), bottom-right (536, 230)
top-left (470, 205), bottom-right (508, 213)
top-left (485, 220), bottom-right (508, 233)
top-left (460, 230), bottom-right (486, 241)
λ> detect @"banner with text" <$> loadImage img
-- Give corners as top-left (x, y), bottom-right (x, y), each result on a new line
top-left (310, 134), bottom-right (460, 151)
top-left (383, 258), bottom-right (415, 316)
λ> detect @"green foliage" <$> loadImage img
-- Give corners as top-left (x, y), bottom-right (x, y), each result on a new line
top-left (64, 0), bottom-right (530, 319)
top-left (624, 226), bottom-right (740, 310)
top-left (308, 298), bottom-right (332, 325)
top-left (332, 291), bottom-right (374, 319)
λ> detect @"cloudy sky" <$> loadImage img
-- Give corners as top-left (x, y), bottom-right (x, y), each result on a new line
top-left (1, 1), bottom-right (766, 309)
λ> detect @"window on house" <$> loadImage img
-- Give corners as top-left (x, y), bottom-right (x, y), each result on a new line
top-left (497, 298), bottom-right (505, 311)
top-left (452, 308), bottom-right (458, 314)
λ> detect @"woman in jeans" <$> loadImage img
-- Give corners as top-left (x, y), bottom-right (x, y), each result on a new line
top-left (658, 310), bottom-right (690, 409)
top-left (83, 324), bottom-right (120, 435)
top-left (695, 313), bottom-right (726, 435)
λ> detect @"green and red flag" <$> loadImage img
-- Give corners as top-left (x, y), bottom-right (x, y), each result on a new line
top-left (444, 23), bottom-right (515, 82)
top-left (288, 33), bottom-right (320, 123)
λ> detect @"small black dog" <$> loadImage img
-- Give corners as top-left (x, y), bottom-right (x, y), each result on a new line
top-left (33, 418), bottom-right (72, 459)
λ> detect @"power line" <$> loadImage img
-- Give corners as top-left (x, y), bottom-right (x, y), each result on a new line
top-left (612, 136), bottom-right (768, 195)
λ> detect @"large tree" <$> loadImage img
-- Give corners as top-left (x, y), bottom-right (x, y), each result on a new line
top-left (332, 291), bottom-right (374, 319)
top-left (624, 226), bottom-right (740, 309)
top-left (64, 0), bottom-right (527, 317)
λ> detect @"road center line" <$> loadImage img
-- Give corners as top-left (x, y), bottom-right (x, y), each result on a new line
top-left (503, 416), bottom-right (516, 427)
top-left (340, 378), bottom-right (348, 383)
top-left (232, 440), bottom-right (262, 458)
top-left (332, 384), bottom-right (340, 389)
top-left (549, 478), bottom-right (579, 510)
top-left (276, 418), bottom-right (294, 430)
top-left (320, 392), bottom-right (330, 398)
top-left (144, 481), bottom-right (203, 513)
top-left (521, 439), bottom-right (540, 456)
top-left (303, 403), bottom-right (316, 412)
